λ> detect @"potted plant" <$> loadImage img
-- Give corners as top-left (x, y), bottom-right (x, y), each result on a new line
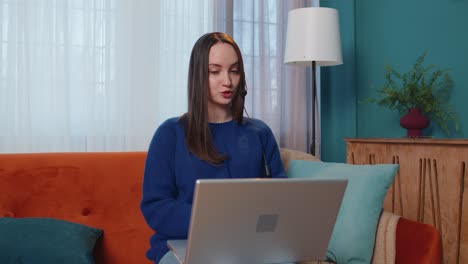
top-left (363, 52), bottom-right (459, 137)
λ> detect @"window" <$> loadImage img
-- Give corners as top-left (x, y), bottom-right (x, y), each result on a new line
top-left (0, 0), bottom-right (312, 153)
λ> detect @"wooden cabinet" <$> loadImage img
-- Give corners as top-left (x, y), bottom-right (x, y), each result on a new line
top-left (345, 138), bottom-right (468, 264)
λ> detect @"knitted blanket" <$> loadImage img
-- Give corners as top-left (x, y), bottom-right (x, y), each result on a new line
top-left (372, 211), bottom-right (401, 264)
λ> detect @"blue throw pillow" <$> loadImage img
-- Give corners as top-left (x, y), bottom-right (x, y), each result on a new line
top-left (0, 217), bottom-right (103, 264)
top-left (287, 160), bottom-right (398, 264)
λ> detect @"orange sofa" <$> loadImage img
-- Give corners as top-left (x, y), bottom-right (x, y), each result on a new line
top-left (0, 150), bottom-right (442, 264)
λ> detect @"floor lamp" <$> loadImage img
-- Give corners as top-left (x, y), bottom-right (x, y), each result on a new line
top-left (284, 7), bottom-right (343, 156)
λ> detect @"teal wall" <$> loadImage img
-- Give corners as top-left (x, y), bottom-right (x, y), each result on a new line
top-left (321, 0), bottom-right (468, 162)
top-left (320, 0), bottom-right (357, 162)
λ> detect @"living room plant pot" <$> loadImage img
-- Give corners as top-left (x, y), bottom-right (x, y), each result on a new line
top-left (400, 107), bottom-right (430, 137)
top-left (363, 52), bottom-right (459, 136)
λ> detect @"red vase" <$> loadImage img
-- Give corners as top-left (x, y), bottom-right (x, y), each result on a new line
top-left (400, 108), bottom-right (430, 137)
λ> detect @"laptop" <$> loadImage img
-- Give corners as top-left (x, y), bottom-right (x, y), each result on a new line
top-left (167, 178), bottom-right (347, 264)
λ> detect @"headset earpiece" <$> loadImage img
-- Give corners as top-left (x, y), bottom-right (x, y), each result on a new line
top-left (240, 89), bottom-right (247, 98)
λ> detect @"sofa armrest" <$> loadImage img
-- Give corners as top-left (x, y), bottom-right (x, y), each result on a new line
top-left (395, 217), bottom-right (442, 264)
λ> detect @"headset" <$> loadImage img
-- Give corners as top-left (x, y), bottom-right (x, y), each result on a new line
top-left (240, 89), bottom-right (247, 98)
top-left (240, 87), bottom-right (271, 178)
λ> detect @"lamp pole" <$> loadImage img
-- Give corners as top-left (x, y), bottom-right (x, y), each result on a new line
top-left (311, 61), bottom-right (317, 155)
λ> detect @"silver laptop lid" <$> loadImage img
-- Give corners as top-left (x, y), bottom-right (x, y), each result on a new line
top-left (184, 178), bottom-right (347, 264)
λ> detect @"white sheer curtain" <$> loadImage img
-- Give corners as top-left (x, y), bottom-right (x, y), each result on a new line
top-left (231, 0), bottom-right (317, 154)
top-left (0, 0), bottom-right (313, 153)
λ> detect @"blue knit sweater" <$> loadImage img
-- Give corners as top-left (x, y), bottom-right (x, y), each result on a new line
top-left (140, 117), bottom-right (287, 263)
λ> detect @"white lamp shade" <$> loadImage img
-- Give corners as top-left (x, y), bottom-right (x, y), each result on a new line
top-left (284, 7), bottom-right (343, 66)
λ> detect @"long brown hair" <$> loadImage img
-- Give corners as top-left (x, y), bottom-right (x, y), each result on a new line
top-left (181, 32), bottom-right (246, 164)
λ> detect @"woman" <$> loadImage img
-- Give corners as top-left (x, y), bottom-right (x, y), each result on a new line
top-left (140, 32), bottom-right (286, 264)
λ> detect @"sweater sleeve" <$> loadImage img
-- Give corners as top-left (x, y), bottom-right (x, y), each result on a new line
top-left (140, 119), bottom-right (191, 238)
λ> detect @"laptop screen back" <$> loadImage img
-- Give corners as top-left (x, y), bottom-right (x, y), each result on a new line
top-left (180, 178), bottom-right (347, 264)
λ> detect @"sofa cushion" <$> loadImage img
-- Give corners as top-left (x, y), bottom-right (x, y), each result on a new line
top-left (0, 217), bottom-right (103, 264)
top-left (287, 160), bottom-right (398, 264)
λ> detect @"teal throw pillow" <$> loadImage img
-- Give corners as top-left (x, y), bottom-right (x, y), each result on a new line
top-left (287, 160), bottom-right (398, 264)
top-left (0, 217), bottom-right (103, 264)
